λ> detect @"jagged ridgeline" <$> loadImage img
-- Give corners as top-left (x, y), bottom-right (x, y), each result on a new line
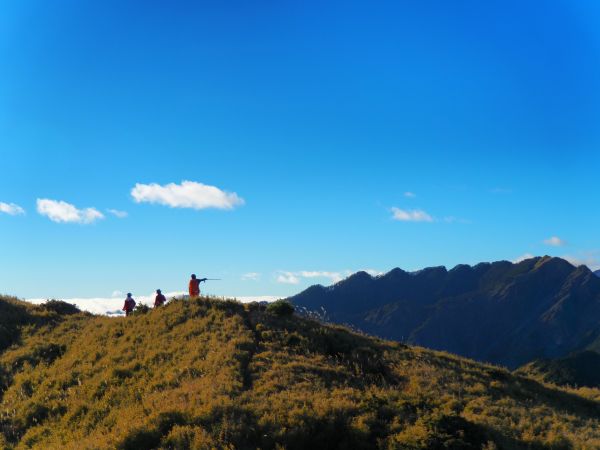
top-left (289, 256), bottom-right (600, 369)
top-left (0, 295), bottom-right (599, 449)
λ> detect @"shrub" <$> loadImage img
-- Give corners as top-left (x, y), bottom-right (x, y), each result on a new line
top-left (117, 428), bottom-right (162, 450)
top-left (266, 300), bottom-right (295, 316)
top-left (39, 300), bottom-right (80, 315)
top-left (133, 303), bottom-right (150, 315)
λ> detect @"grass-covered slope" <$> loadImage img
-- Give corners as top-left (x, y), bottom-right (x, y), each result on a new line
top-left (0, 296), bottom-right (599, 449)
top-left (517, 351), bottom-right (600, 389)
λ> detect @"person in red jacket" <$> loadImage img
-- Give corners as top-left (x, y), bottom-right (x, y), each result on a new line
top-left (154, 289), bottom-right (166, 307)
top-left (122, 293), bottom-right (136, 316)
top-left (189, 274), bottom-right (207, 298)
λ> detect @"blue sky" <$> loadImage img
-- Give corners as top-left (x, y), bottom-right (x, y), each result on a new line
top-left (1, 1), bottom-right (600, 301)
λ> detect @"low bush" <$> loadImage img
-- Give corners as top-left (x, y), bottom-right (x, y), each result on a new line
top-left (266, 300), bottom-right (295, 316)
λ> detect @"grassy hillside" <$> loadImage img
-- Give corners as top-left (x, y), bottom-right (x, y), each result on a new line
top-left (517, 351), bottom-right (600, 389)
top-left (0, 296), bottom-right (599, 449)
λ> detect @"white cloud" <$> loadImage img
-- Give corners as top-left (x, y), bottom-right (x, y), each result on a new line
top-left (404, 192), bottom-right (416, 198)
top-left (299, 271), bottom-right (347, 283)
top-left (491, 187), bottom-right (512, 194)
top-left (131, 180), bottom-right (244, 210)
top-left (276, 271), bottom-right (346, 285)
top-left (241, 272), bottom-right (261, 281)
top-left (0, 202), bottom-right (25, 216)
top-left (276, 271), bottom-right (301, 284)
top-left (107, 209), bottom-right (128, 218)
top-left (513, 253), bottom-right (535, 263)
top-left (276, 269), bottom-right (383, 285)
top-left (234, 296), bottom-right (280, 303)
top-left (544, 236), bottom-right (566, 247)
top-left (364, 269), bottom-right (385, 277)
top-left (391, 207), bottom-right (433, 222)
top-left (299, 270), bottom-right (352, 283)
top-left (36, 199), bottom-right (104, 224)
top-left (25, 292), bottom-right (279, 316)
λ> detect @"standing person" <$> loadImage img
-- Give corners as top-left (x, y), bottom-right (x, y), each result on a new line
top-left (189, 274), bottom-right (207, 298)
top-left (122, 293), bottom-right (136, 317)
top-left (154, 289), bottom-right (166, 307)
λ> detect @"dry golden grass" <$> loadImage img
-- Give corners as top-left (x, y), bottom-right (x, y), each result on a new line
top-left (0, 296), bottom-right (598, 449)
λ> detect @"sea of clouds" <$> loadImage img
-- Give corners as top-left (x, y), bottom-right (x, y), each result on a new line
top-left (26, 292), bottom-right (281, 316)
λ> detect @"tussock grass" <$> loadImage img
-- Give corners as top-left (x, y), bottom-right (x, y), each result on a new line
top-left (0, 295), bottom-right (598, 449)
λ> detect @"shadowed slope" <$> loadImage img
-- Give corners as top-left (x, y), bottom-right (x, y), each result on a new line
top-left (289, 257), bottom-right (600, 368)
top-left (517, 350), bottom-right (600, 389)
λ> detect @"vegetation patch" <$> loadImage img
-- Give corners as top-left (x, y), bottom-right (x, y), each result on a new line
top-left (0, 295), bottom-right (598, 448)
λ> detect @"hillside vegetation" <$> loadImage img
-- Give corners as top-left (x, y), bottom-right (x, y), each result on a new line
top-left (517, 351), bottom-right (600, 389)
top-left (0, 295), bottom-right (599, 449)
top-left (289, 256), bottom-right (600, 368)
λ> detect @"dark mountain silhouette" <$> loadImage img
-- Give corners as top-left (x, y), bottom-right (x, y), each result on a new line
top-left (594, 269), bottom-right (600, 278)
top-left (517, 350), bottom-right (600, 388)
top-left (289, 256), bottom-right (600, 368)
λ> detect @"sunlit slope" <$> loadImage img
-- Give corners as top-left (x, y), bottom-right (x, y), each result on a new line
top-left (0, 296), bottom-right (599, 449)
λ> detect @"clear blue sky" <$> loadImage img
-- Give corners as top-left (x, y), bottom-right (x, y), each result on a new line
top-left (1, 0), bottom-right (599, 300)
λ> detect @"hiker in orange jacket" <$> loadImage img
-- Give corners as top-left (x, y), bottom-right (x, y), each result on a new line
top-left (154, 289), bottom-right (166, 307)
top-left (122, 293), bottom-right (136, 316)
top-left (189, 274), bottom-right (207, 298)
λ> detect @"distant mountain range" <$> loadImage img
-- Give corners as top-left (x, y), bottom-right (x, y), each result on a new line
top-left (289, 256), bottom-right (600, 368)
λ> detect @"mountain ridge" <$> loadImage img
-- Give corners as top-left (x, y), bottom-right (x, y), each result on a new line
top-left (289, 256), bottom-right (600, 368)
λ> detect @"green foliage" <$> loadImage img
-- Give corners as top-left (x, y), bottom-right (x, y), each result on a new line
top-left (38, 300), bottom-right (80, 315)
top-left (266, 299), bottom-right (295, 316)
top-left (133, 303), bottom-right (150, 315)
top-left (0, 294), bottom-right (599, 449)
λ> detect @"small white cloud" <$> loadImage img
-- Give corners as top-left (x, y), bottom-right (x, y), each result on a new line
top-left (111, 290), bottom-right (124, 298)
top-left (544, 236), bottom-right (566, 247)
top-left (513, 253), bottom-right (535, 263)
top-left (391, 207), bottom-right (433, 222)
top-left (241, 272), bottom-right (261, 281)
top-left (107, 209), bottom-right (128, 218)
top-left (299, 271), bottom-right (348, 284)
top-left (276, 269), bottom-right (381, 285)
top-left (363, 269), bottom-right (384, 277)
top-left (37, 199), bottom-right (104, 224)
top-left (491, 187), bottom-right (512, 194)
top-left (131, 180), bottom-right (244, 210)
top-left (0, 202), bottom-right (25, 216)
top-left (404, 192), bottom-right (416, 198)
top-left (276, 271), bottom-right (301, 284)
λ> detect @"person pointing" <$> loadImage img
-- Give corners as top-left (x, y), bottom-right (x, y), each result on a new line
top-left (189, 274), bottom-right (207, 298)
